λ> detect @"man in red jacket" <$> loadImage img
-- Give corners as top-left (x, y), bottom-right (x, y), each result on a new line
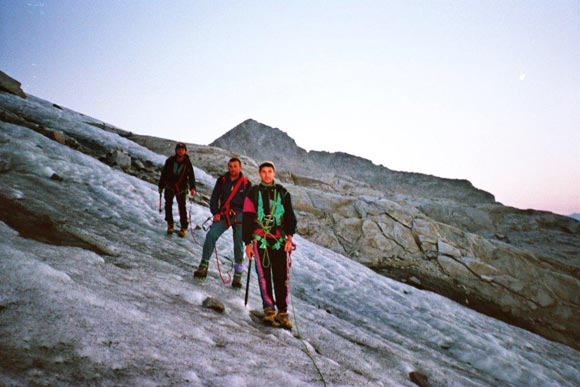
top-left (194, 158), bottom-right (251, 288)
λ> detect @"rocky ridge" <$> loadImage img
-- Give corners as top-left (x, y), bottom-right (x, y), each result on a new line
top-left (211, 119), bottom-right (497, 205)
top-left (209, 119), bottom-right (580, 350)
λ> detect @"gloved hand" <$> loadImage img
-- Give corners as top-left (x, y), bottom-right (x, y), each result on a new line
top-left (158, 187), bottom-right (163, 194)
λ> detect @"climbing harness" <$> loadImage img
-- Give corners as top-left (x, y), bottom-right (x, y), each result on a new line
top-left (255, 190), bottom-right (285, 248)
top-left (219, 175), bottom-right (248, 228)
top-left (252, 189), bottom-right (287, 269)
top-left (210, 175), bottom-right (248, 285)
top-left (188, 174), bottom-right (247, 283)
top-left (173, 158), bottom-right (190, 194)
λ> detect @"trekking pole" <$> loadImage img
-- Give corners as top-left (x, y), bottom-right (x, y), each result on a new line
top-left (244, 244), bottom-right (254, 306)
top-left (158, 192), bottom-right (162, 213)
top-left (244, 260), bottom-right (252, 306)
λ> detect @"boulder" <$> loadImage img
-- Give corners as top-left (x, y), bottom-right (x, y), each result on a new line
top-left (108, 148), bottom-right (132, 169)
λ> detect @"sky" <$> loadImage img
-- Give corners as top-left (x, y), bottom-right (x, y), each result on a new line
top-left (1, 0), bottom-right (579, 215)
top-left (1, 98), bottom-right (579, 385)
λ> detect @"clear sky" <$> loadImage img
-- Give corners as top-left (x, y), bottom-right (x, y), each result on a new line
top-left (1, 0), bottom-right (579, 215)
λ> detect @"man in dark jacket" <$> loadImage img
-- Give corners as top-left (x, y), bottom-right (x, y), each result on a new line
top-left (194, 158), bottom-right (251, 288)
top-left (243, 161), bottom-right (297, 329)
top-left (158, 142), bottom-right (196, 237)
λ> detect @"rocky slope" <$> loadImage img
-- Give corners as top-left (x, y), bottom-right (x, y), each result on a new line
top-left (1, 73), bottom-right (578, 351)
top-left (208, 119), bottom-right (580, 350)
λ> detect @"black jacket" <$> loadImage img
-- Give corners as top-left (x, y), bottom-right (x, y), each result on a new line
top-left (242, 182), bottom-right (297, 246)
top-left (158, 155), bottom-right (196, 193)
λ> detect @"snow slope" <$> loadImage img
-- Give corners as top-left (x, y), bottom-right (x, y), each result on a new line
top-left (0, 94), bottom-right (579, 386)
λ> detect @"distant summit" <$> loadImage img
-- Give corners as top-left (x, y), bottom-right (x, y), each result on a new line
top-left (210, 119), bottom-right (307, 167)
top-left (211, 119), bottom-right (496, 205)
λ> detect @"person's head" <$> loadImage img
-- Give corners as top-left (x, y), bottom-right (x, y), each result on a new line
top-left (259, 161), bottom-right (276, 185)
top-left (228, 157), bottom-right (242, 179)
top-left (175, 142), bottom-right (187, 157)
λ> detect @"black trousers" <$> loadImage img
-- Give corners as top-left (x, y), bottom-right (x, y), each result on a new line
top-left (254, 247), bottom-right (289, 313)
top-left (164, 188), bottom-right (188, 229)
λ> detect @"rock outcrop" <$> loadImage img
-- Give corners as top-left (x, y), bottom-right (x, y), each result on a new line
top-left (0, 71), bottom-right (27, 99)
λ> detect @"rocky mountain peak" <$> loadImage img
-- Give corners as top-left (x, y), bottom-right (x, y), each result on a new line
top-left (211, 119), bottom-right (496, 205)
top-left (210, 118), bottom-right (307, 167)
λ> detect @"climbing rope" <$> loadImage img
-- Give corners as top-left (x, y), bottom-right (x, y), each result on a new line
top-left (253, 190), bottom-right (285, 268)
top-left (214, 248), bottom-right (233, 284)
top-left (286, 246), bottom-right (327, 387)
top-left (187, 200), bottom-right (203, 247)
top-left (188, 202), bottom-right (233, 284)
top-left (251, 242), bottom-right (327, 386)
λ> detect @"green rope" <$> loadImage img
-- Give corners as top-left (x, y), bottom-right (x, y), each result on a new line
top-left (257, 244), bottom-right (271, 268)
top-left (253, 189), bottom-right (285, 268)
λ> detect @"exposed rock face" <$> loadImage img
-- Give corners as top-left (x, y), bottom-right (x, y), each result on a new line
top-left (107, 148), bottom-right (132, 169)
top-left (291, 184), bottom-right (580, 348)
top-left (209, 119), bottom-right (580, 350)
top-left (0, 71), bottom-right (27, 99)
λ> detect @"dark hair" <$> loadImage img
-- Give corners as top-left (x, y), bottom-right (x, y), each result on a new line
top-left (259, 161), bottom-right (275, 171)
top-left (229, 157), bottom-right (242, 166)
top-left (175, 142), bottom-right (187, 151)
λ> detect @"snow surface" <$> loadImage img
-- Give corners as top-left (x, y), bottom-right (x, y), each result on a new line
top-left (1, 94), bottom-right (579, 386)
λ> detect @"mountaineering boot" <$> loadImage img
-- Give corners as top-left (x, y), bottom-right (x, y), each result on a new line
top-left (232, 273), bottom-right (242, 288)
top-left (177, 228), bottom-right (187, 238)
top-left (232, 263), bottom-right (243, 288)
top-left (167, 224), bottom-right (174, 235)
top-left (193, 260), bottom-right (208, 279)
top-left (275, 312), bottom-right (293, 330)
top-left (263, 308), bottom-right (280, 327)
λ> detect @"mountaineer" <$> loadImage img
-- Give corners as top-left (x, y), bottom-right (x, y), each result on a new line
top-left (194, 158), bottom-right (251, 288)
top-left (158, 142), bottom-right (196, 237)
top-left (243, 161), bottom-right (297, 329)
